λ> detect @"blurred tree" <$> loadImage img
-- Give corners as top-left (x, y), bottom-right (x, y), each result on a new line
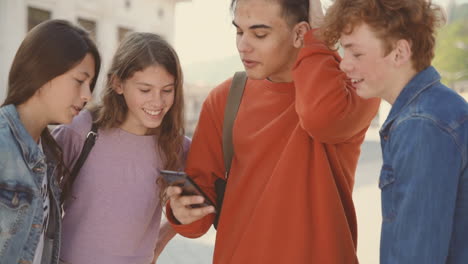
top-left (433, 4), bottom-right (468, 88)
top-left (451, 3), bottom-right (468, 23)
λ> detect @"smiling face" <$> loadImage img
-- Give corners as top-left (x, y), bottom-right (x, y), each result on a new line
top-left (38, 53), bottom-right (95, 124)
top-left (233, 0), bottom-right (301, 82)
top-left (339, 23), bottom-right (398, 100)
top-left (114, 65), bottom-right (175, 135)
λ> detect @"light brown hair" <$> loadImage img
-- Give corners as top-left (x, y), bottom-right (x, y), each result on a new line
top-left (94, 32), bottom-right (185, 170)
top-left (60, 32), bottom-right (185, 205)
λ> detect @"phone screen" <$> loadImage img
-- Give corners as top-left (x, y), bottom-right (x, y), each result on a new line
top-left (159, 169), bottom-right (215, 209)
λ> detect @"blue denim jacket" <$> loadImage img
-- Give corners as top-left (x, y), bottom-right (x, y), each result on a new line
top-left (0, 104), bottom-right (61, 264)
top-left (379, 66), bottom-right (468, 264)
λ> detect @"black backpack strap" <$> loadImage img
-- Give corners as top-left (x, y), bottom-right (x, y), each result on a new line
top-left (222, 71), bottom-right (247, 178)
top-left (70, 119), bottom-right (98, 179)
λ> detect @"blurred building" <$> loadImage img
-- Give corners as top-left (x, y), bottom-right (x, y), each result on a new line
top-left (0, 0), bottom-right (188, 102)
top-left (183, 82), bottom-right (212, 137)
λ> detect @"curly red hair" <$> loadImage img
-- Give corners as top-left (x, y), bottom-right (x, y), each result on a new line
top-left (320, 0), bottom-right (445, 71)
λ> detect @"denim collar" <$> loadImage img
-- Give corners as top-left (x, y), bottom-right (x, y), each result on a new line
top-left (381, 66), bottom-right (441, 132)
top-left (0, 104), bottom-right (46, 168)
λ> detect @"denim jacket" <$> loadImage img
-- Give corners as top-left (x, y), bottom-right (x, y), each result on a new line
top-left (379, 66), bottom-right (468, 264)
top-left (0, 104), bottom-right (61, 264)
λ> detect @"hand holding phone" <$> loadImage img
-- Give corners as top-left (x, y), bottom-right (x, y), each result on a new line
top-left (159, 169), bottom-right (215, 209)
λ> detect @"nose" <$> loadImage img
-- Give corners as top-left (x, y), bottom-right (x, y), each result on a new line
top-left (237, 35), bottom-right (252, 54)
top-left (339, 55), bottom-right (353, 74)
top-left (150, 89), bottom-right (164, 106)
top-left (81, 84), bottom-right (92, 103)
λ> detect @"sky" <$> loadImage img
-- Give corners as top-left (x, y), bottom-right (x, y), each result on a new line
top-left (174, 0), bottom-right (466, 67)
top-left (174, 0), bottom-right (237, 66)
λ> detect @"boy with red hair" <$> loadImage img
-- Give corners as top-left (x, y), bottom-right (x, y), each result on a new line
top-left (321, 0), bottom-right (468, 263)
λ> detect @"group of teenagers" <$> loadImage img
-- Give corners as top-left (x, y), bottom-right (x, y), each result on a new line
top-left (1, 0), bottom-right (467, 263)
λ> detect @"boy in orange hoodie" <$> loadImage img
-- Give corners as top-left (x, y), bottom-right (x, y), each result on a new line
top-left (166, 0), bottom-right (380, 263)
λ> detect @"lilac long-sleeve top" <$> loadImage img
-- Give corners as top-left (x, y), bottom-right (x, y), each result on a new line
top-left (52, 110), bottom-right (190, 264)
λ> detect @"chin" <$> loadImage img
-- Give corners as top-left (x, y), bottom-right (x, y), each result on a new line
top-left (355, 86), bottom-right (372, 99)
top-left (61, 117), bottom-right (74, 124)
top-left (144, 121), bottom-right (163, 130)
top-left (244, 70), bottom-right (266, 80)
top-left (54, 114), bottom-right (72, 124)
top-left (355, 91), bottom-right (370, 99)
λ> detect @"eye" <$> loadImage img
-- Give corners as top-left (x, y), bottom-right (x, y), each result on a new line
top-left (255, 34), bottom-right (267, 39)
top-left (75, 79), bottom-right (85, 85)
top-left (139, 89), bottom-right (150, 93)
top-left (353, 53), bottom-right (363, 58)
top-left (163, 89), bottom-right (174, 93)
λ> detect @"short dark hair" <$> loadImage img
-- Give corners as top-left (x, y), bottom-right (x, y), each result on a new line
top-left (231, 0), bottom-right (309, 26)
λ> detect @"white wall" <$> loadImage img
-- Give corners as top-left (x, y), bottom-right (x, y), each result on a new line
top-left (0, 0), bottom-right (181, 102)
top-left (0, 0), bottom-right (28, 103)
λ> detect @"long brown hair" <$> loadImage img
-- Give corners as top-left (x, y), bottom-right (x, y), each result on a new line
top-left (2, 19), bottom-right (101, 200)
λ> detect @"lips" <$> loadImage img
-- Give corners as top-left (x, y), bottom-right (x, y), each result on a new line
top-left (242, 59), bottom-right (259, 69)
top-left (143, 108), bottom-right (162, 116)
top-left (72, 105), bottom-right (82, 115)
top-left (351, 78), bottom-right (364, 85)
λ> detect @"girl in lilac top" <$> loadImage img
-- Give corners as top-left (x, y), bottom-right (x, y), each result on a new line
top-left (52, 32), bottom-right (190, 264)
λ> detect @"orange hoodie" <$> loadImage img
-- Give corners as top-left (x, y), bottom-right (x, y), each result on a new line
top-left (167, 30), bottom-right (380, 263)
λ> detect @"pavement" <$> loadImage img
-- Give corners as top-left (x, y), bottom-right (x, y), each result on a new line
top-left (158, 127), bottom-right (383, 264)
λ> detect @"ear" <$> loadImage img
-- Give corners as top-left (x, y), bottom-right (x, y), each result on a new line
top-left (293, 21), bottom-right (311, 48)
top-left (111, 75), bottom-right (124, 94)
top-left (393, 39), bottom-right (412, 67)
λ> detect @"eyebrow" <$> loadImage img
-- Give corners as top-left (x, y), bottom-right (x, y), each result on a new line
top-left (341, 43), bottom-right (355, 49)
top-left (78, 71), bottom-right (91, 78)
top-left (232, 21), bottom-right (272, 30)
top-left (135, 82), bottom-right (175, 88)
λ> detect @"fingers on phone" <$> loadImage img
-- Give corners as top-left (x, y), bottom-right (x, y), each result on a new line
top-left (189, 205), bottom-right (216, 218)
top-left (178, 195), bottom-right (204, 207)
top-left (166, 186), bottom-right (182, 197)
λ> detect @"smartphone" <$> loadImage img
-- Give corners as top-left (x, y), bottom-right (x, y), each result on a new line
top-left (159, 169), bottom-right (215, 209)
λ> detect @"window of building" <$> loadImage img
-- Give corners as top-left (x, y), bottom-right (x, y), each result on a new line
top-left (118, 26), bottom-right (133, 42)
top-left (78, 18), bottom-right (97, 42)
top-left (124, 0), bottom-right (131, 10)
top-left (158, 8), bottom-right (165, 19)
top-left (27, 7), bottom-right (51, 31)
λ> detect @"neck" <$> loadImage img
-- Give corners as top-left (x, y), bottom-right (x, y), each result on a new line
top-left (16, 100), bottom-right (48, 143)
top-left (383, 66), bottom-right (418, 105)
top-left (266, 48), bottom-right (299, 83)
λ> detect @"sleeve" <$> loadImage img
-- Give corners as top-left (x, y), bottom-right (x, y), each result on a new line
top-left (51, 125), bottom-right (84, 169)
top-left (179, 136), bottom-right (192, 170)
top-left (166, 83), bottom-right (229, 238)
top-left (386, 118), bottom-right (462, 263)
top-left (293, 29), bottom-right (380, 144)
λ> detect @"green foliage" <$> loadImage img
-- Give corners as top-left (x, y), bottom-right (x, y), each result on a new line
top-left (451, 3), bottom-right (468, 23)
top-left (433, 11), bottom-right (468, 86)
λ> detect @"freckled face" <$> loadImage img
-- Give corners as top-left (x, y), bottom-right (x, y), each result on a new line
top-left (340, 23), bottom-right (396, 99)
